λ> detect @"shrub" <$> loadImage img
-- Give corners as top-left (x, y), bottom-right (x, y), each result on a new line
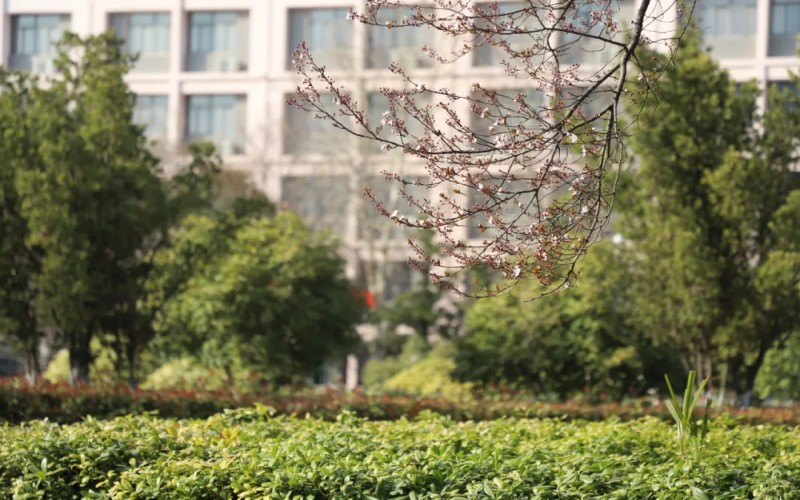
top-left (1, 409), bottom-right (799, 498)
top-left (362, 334), bottom-right (432, 389)
top-left (3, 380), bottom-right (800, 426)
top-left (384, 344), bottom-right (472, 398)
top-left (141, 357), bottom-right (257, 393)
top-left (43, 338), bottom-right (119, 385)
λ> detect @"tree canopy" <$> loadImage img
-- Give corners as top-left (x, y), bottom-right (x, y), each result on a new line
top-left (618, 34), bottom-right (800, 398)
top-left (456, 240), bottom-right (675, 398)
top-left (0, 33), bottom-right (172, 384)
top-left (1, 34), bottom-right (221, 386)
top-left (149, 205), bottom-right (366, 385)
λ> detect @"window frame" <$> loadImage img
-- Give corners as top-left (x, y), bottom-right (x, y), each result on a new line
top-left (185, 94), bottom-right (248, 155)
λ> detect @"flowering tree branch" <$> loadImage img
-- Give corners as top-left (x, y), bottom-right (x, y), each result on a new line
top-left (289, 0), bottom-right (689, 296)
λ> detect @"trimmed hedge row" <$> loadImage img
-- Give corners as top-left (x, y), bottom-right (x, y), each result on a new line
top-left (1, 407), bottom-right (799, 498)
top-left (2, 380), bottom-right (800, 425)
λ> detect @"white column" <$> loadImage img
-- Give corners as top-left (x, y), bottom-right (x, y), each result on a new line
top-left (0, 0), bottom-right (8, 68)
top-left (345, 353), bottom-right (360, 390)
top-left (168, 0), bottom-right (184, 149)
top-left (755, 0), bottom-right (771, 112)
top-left (68, 0), bottom-right (92, 36)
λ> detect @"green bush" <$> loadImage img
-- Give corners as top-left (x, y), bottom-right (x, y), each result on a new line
top-left (1, 409), bottom-right (799, 498)
top-left (43, 338), bottom-right (119, 385)
top-left (756, 332), bottom-right (800, 401)
top-left (361, 356), bottom-right (406, 388)
top-left (384, 343), bottom-right (473, 398)
top-left (362, 334), bottom-right (431, 388)
top-left (141, 357), bottom-right (257, 393)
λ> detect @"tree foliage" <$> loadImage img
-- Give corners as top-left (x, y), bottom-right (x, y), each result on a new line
top-left (756, 331), bottom-right (800, 401)
top-left (148, 205), bottom-right (365, 385)
top-left (455, 241), bottom-right (675, 398)
top-left (0, 33), bottom-right (164, 384)
top-left (457, 36), bottom-right (800, 400)
top-left (0, 33), bottom-right (218, 385)
top-left (0, 72), bottom-right (42, 383)
top-left (619, 34), bottom-right (800, 397)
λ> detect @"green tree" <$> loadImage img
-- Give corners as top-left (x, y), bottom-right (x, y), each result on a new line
top-left (0, 33), bottom-right (212, 385)
top-left (19, 33), bottom-right (171, 385)
top-left (455, 241), bottom-right (670, 399)
top-left (362, 333), bottom-right (431, 388)
top-left (100, 143), bottom-right (219, 389)
top-left (621, 35), bottom-right (800, 399)
top-left (456, 283), bottom-right (582, 395)
top-left (0, 71), bottom-right (43, 383)
top-left (565, 241), bottom-right (683, 397)
top-left (149, 206), bottom-right (364, 385)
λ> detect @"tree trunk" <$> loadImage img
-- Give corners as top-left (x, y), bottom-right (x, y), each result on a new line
top-left (726, 354), bottom-right (744, 397)
top-left (126, 339), bottom-right (137, 391)
top-left (23, 345), bottom-right (41, 385)
top-left (224, 365), bottom-right (238, 398)
top-left (678, 349), bottom-right (691, 375)
top-left (68, 335), bottom-right (92, 386)
top-left (704, 353), bottom-right (713, 395)
top-left (694, 349), bottom-right (703, 382)
top-left (741, 343), bottom-right (770, 408)
top-left (717, 361), bottom-right (729, 407)
top-left (113, 331), bottom-right (125, 381)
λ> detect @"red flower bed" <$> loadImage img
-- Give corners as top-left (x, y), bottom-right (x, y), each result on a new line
top-left (1, 379), bottom-right (798, 425)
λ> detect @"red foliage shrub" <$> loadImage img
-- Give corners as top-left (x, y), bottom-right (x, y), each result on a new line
top-left (1, 379), bottom-right (798, 425)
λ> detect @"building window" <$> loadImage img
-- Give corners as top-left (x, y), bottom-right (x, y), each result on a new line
top-left (109, 13), bottom-right (171, 72)
top-left (185, 95), bottom-right (247, 155)
top-left (559, 0), bottom-right (636, 66)
top-left (186, 11), bottom-right (249, 72)
top-left (379, 261), bottom-right (416, 304)
top-left (281, 176), bottom-right (350, 235)
top-left (769, 0), bottom-right (800, 56)
top-left (366, 7), bottom-right (433, 69)
top-left (770, 81), bottom-right (799, 92)
top-left (288, 9), bottom-right (353, 70)
top-left (284, 93), bottom-right (345, 155)
top-left (133, 95), bottom-right (168, 140)
top-left (9, 14), bottom-right (70, 72)
top-left (700, 0), bottom-right (757, 59)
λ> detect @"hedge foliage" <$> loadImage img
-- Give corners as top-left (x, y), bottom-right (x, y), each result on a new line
top-left (1, 407), bottom-right (799, 498)
top-left (2, 381), bottom-right (800, 426)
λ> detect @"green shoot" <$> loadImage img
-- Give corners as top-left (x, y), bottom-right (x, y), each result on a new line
top-left (664, 370), bottom-right (712, 459)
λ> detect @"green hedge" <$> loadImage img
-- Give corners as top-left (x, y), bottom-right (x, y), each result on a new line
top-left (1, 407), bottom-right (799, 498)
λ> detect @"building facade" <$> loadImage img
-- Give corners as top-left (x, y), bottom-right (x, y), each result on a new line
top-left (0, 0), bottom-right (798, 304)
